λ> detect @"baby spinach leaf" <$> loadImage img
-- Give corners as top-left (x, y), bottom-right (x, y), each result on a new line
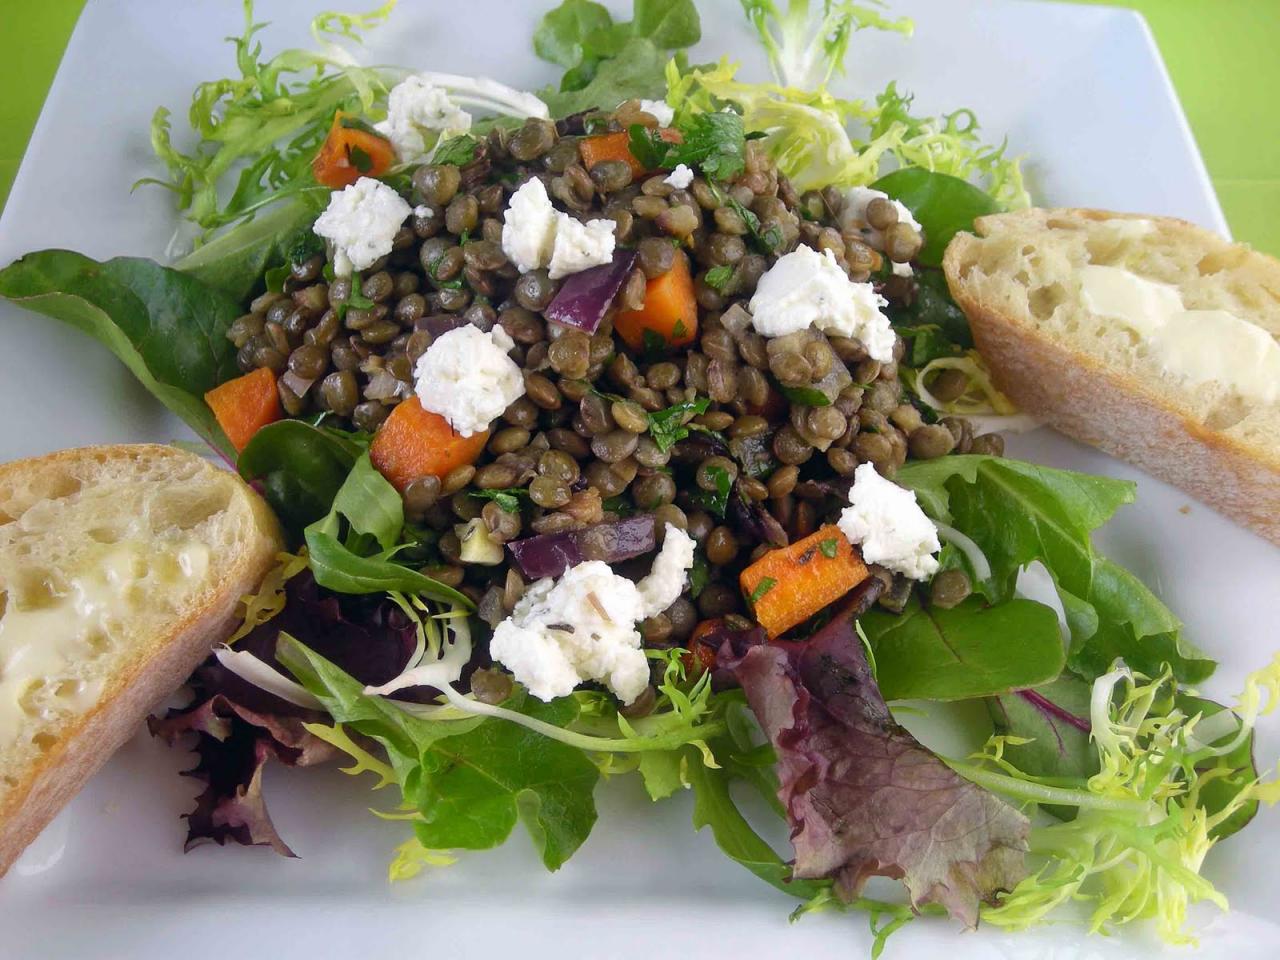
top-left (538, 37), bottom-right (669, 116)
top-left (871, 168), bottom-right (1000, 267)
top-left (304, 529), bottom-right (473, 608)
top-left (988, 676), bottom-right (1097, 816)
top-left (860, 596), bottom-right (1064, 702)
top-left (0, 250), bottom-right (242, 456)
top-left (238, 420), bottom-right (363, 536)
top-left (895, 456), bottom-right (1214, 682)
top-left (534, 0), bottom-right (614, 68)
top-left (632, 0), bottom-right (701, 48)
top-left (1178, 694), bottom-right (1260, 841)
top-left (173, 199), bottom-right (320, 303)
top-left (331, 453), bottom-right (404, 551)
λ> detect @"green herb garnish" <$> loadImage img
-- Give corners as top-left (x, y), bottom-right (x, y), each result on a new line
top-left (647, 396), bottom-right (711, 453)
top-left (818, 538), bottom-right (839, 559)
top-left (432, 134), bottom-right (481, 167)
top-left (748, 576), bottom-right (777, 604)
top-left (470, 488), bottom-right (530, 513)
top-left (703, 264), bottom-right (733, 291)
top-left (690, 464), bottom-right (733, 518)
top-left (628, 111), bottom-right (747, 181)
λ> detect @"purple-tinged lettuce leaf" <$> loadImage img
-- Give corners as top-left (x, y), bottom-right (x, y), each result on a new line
top-left (718, 600), bottom-right (1029, 926)
top-left (148, 695), bottom-right (336, 856)
top-left (150, 572), bottom-right (451, 855)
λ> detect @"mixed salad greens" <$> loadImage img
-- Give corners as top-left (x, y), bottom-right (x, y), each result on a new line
top-left (0, 0), bottom-right (1276, 954)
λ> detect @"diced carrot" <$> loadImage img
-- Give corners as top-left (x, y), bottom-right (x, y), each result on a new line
top-left (739, 524), bottom-right (869, 639)
top-left (204, 367), bottom-right (282, 453)
top-left (369, 397), bottom-right (489, 492)
top-left (578, 127), bottom-right (682, 179)
top-left (312, 112), bottom-right (397, 189)
top-left (613, 250), bottom-right (699, 352)
top-left (684, 618), bottom-right (725, 675)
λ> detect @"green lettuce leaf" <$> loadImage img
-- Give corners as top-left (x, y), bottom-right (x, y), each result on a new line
top-left (173, 199), bottom-right (320, 302)
top-left (237, 419), bottom-right (366, 536)
top-left (870, 167), bottom-right (1000, 266)
top-left (860, 595), bottom-right (1064, 702)
top-left (895, 455), bottom-right (1213, 682)
top-left (278, 637), bottom-right (600, 870)
top-left (0, 250), bottom-right (241, 456)
top-left (538, 37), bottom-right (670, 116)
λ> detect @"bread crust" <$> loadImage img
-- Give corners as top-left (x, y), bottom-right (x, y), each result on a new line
top-left (0, 445), bottom-right (281, 876)
top-left (944, 211), bottom-right (1280, 546)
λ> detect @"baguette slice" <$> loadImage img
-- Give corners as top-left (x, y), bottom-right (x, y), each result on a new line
top-left (944, 208), bottom-right (1280, 545)
top-left (0, 444), bottom-right (281, 876)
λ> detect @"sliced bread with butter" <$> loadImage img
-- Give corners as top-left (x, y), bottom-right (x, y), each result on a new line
top-left (0, 445), bottom-right (281, 876)
top-left (943, 208), bottom-right (1280, 545)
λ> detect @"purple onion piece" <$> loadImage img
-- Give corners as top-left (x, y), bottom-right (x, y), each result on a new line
top-left (507, 514), bottom-right (657, 581)
top-left (543, 249), bottom-right (638, 334)
top-left (415, 314), bottom-right (477, 338)
top-left (728, 483), bottom-right (789, 548)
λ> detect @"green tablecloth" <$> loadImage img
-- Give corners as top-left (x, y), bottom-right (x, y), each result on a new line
top-left (2, 1), bottom-right (1277, 254)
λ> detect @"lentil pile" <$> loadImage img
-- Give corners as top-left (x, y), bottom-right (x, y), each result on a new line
top-left (226, 100), bottom-right (1004, 659)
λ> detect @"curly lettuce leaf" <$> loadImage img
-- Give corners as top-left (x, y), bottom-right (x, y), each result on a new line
top-left (0, 250), bottom-right (241, 457)
top-left (965, 657), bottom-right (1280, 944)
top-left (894, 456), bottom-right (1214, 682)
top-left (146, 1), bottom-right (396, 236)
top-left (718, 600), bottom-right (1030, 926)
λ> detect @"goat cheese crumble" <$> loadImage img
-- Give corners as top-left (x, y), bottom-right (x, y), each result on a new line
top-left (489, 526), bottom-right (696, 704)
top-left (548, 214), bottom-right (617, 279)
top-left (374, 75), bottom-right (472, 164)
top-left (413, 325), bottom-right (524, 437)
top-left (313, 177), bottom-right (412, 276)
top-left (637, 99), bottom-right (675, 126)
top-left (748, 246), bottom-right (895, 361)
top-left (838, 463), bottom-right (940, 580)
top-left (664, 163), bottom-right (695, 189)
top-left (501, 177), bottom-right (616, 278)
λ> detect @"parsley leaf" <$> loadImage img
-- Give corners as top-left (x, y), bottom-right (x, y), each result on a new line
top-left (688, 552), bottom-right (709, 598)
top-left (470, 488), bottom-right (529, 513)
top-left (431, 134), bottom-right (481, 167)
top-left (748, 576), bottom-right (777, 604)
top-left (690, 464), bottom-right (733, 518)
top-left (819, 538), bottom-right (839, 559)
top-left (647, 396), bottom-right (711, 453)
top-left (348, 144), bottom-right (374, 173)
top-left (704, 264), bottom-right (733, 291)
top-left (628, 112), bottom-right (747, 181)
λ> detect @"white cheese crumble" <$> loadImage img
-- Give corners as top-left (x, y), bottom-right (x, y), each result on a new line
top-left (374, 75), bottom-right (472, 164)
top-left (837, 463), bottom-right (940, 580)
top-left (413, 325), bottom-right (525, 437)
top-left (548, 214), bottom-right (617, 279)
top-left (489, 526), bottom-right (695, 704)
top-left (748, 246), bottom-right (896, 361)
top-left (637, 98), bottom-right (675, 126)
top-left (501, 177), bottom-right (559, 274)
top-left (413, 204), bottom-right (435, 219)
top-left (313, 177), bottom-right (412, 276)
top-left (500, 177), bottom-right (617, 279)
top-left (664, 163), bottom-right (695, 189)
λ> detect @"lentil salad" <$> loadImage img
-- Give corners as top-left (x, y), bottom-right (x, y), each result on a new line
top-left (1, 0), bottom-right (1276, 953)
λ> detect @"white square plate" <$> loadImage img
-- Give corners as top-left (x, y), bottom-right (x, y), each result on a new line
top-left (1, 1), bottom-right (1276, 956)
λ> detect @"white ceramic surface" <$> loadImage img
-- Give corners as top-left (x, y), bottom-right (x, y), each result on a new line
top-left (0, 1), bottom-right (1275, 956)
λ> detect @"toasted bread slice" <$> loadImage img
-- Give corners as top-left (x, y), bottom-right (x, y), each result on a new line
top-left (0, 444), bottom-right (281, 876)
top-left (944, 208), bottom-right (1280, 545)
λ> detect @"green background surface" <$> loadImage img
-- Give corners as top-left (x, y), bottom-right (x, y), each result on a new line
top-left (2, 1), bottom-right (1277, 254)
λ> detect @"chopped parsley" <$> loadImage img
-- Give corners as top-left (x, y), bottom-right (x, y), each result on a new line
top-left (470, 488), bottom-right (529, 513)
top-left (348, 144), bottom-right (374, 173)
top-left (690, 464), bottom-right (733, 518)
top-left (748, 576), bottom-right (777, 604)
top-left (431, 134), bottom-right (481, 167)
top-left (688, 552), bottom-right (709, 599)
top-left (641, 328), bottom-right (668, 357)
top-left (647, 396), bottom-right (711, 453)
top-left (627, 111), bottom-right (747, 182)
top-left (819, 537), bottom-right (840, 559)
top-left (703, 264), bottom-right (733, 291)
